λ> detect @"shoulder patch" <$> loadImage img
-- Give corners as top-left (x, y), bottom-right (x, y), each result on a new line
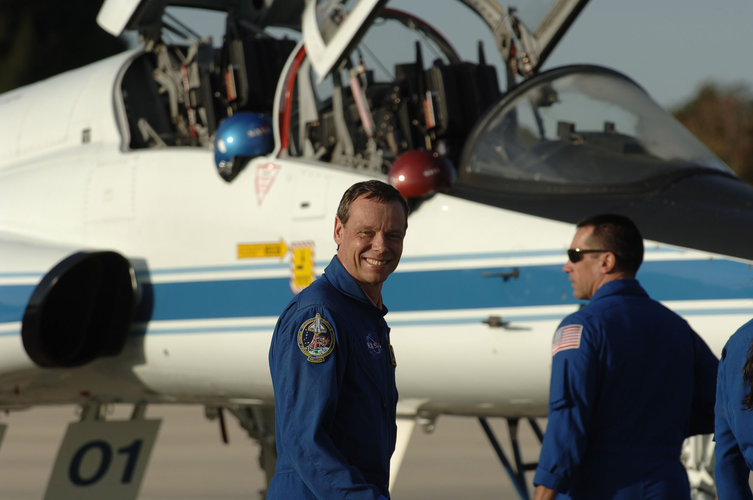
top-left (297, 313), bottom-right (336, 363)
top-left (552, 324), bottom-right (583, 356)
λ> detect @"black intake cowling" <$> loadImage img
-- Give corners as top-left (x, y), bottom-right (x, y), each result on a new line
top-left (22, 251), bottom-right (137, 368)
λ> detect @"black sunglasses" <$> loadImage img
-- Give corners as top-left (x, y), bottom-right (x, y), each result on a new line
top-left (567, 248), bottom-right (611, 263)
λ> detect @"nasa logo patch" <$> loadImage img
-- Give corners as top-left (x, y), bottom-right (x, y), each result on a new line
top-left (297, 313), bottom-right (336, 363)
top-left (365, 334), bottom-right (383, 355)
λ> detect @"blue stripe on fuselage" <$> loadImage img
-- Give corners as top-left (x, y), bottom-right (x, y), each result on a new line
top-left (0, 259), bottom-right (750, 325)
top-left (0, 285), bottom-right (34, 323)
top-left (149, 277), bottom-right (293, 320)
top-left (383, 259), bottom-right (753, 311)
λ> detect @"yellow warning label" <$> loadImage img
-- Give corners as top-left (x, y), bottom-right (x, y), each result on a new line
top-left (237, 240), bottom-right (289, 259)
top-left (291, 245), bottom-right (315, 291)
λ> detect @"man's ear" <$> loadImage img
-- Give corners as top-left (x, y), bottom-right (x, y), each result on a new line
top-left (601, 251), bottom-right (618, 274)
top-left (334, 216), bottom-right (343, 246)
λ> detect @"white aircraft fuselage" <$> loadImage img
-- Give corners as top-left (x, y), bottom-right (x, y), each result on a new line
top-left (0, 47), bottom-right (748, 418)
top-left (0, 0), bottom-right (751, 497)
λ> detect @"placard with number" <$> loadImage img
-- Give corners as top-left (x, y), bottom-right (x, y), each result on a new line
top-left (45, 418), bottom-right (161, 500)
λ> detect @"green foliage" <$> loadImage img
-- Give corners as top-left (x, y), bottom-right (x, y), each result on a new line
top-left (672, 84), bottom-right (753, 185)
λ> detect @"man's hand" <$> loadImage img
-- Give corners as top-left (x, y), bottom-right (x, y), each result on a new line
top-left (534, 484), bottom-right (558, 500)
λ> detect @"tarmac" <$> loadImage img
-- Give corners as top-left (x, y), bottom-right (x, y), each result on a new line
top-left (0, 405), bottom-right (540, 499)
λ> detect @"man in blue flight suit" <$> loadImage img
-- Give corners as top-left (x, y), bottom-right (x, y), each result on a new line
top-left (714, 318), bottom-right (753, 498)
top-left (533, 214), bottom-right (718, 500)
top-left (267, 180), bottom-right (408, 499)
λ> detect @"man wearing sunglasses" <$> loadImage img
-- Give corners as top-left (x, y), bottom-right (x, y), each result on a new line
top-left (533, 214), bottom-right (718, 500)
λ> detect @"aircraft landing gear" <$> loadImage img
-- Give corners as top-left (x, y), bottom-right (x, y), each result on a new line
top-left (479, 417), bottom-right (543, 500)
top-left (682, 434), bottom-right (716, 500)
top-left (479, 418), bottom-right (717, 499)
top-left (206, 405), bottom-right (276, 500)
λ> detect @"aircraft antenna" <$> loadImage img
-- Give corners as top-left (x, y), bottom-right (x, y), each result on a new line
top-left (356, 44), bottom-right (393, 81)
top-left (163, 11), bottom-right (201, 42)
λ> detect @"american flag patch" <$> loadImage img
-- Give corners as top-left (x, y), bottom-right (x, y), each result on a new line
top-left (552, 324), bottom-right (583, 355)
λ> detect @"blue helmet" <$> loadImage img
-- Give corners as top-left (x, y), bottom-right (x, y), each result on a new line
top-left (214, 112), bottom-right (274, 181)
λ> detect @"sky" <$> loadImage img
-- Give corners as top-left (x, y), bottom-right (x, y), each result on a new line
top-left (543, 0), bottom-right (753, 109)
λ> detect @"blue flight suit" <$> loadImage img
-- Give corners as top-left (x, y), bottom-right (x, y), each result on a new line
top-left (534, 279), bottom-right (718, 499)
top-left (714, 319), bottom-right (753, 499)
top-left (267, 255), bottom-right (397, 499)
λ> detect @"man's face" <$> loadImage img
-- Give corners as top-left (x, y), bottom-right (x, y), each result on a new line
top-left (562, 225), bottom-right (606, 300)
top-left (334, 195), bottom-right (406, 294)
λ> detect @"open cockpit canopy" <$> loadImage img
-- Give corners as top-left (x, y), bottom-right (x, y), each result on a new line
top-left (99, 0), bottom-right (589, 163)
top-left (301, 0), bottom-right (588, 80)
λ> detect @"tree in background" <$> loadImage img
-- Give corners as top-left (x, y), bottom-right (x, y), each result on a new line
top-left (0, 0), bottom-right (127, 94)
top-left (673, 84), bottom-right (753, 185)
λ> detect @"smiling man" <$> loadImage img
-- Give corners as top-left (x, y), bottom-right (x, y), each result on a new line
top-left (267, 180), bottom-right (408, 499)
top-left (533, 214), bottom-right (718, 500)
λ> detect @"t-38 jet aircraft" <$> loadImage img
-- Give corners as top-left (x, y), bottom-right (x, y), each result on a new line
top-left (1, 0), bottom-right (752, 498)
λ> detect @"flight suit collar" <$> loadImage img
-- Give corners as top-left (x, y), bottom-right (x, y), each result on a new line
top-left (323, 255), bottom-right (389, 316)
top-left (592, 278), bottom-right (648, 302)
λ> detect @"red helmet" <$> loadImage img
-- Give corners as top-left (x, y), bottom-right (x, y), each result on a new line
top-left (388, 150), bottom-right (456, 199)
